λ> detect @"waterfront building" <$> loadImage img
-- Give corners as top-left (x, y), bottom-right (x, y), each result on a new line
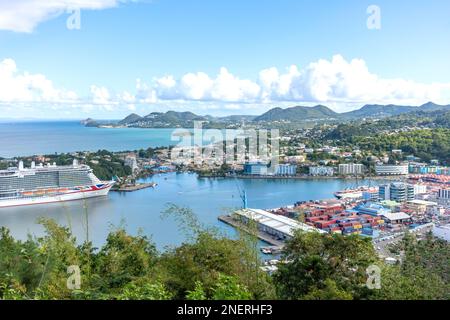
top-left (234, 208), bottom-right (325, 241)
top-left (243, 162), bottom-right (268, 176)
top-left (379, 183), bottom-right (415, 202)
top-left (338, 163), bottom-right (364, 176)
top-left (309, 166), bottom-right (334, 176)
top-left (409, 164), bottom-right (450, 176)
top-left (244, 162), bottom-right (297, 176)
top-left (375, 164), bottom-right (409, 176)
top-left (276, 164), bottom-right (297, 176)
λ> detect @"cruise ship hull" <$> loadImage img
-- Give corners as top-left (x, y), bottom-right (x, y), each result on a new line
top-left (0, 183), bottom-right (114, 208)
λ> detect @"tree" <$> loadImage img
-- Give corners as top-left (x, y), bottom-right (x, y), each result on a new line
top-left (274, 231), bottom-right (377, 300)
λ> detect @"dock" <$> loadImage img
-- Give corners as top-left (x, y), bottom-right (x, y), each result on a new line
top-left (112, 183), bottom-right (156, 192)
top-left (218, 214), bottom-right (285, 247)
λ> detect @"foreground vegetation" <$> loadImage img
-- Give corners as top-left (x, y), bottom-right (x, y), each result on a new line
top-left (0, 206), bottom-right (449, 300)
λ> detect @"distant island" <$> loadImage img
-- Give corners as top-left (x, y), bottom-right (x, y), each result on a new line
top-left (82, 102), bottom-right (450, 129)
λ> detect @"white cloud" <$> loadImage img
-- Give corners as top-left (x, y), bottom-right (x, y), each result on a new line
top-left (258, 55), bottom-right (450, 106)
top-left (90, 85), bottom-right (111, 104)
top-left (150, 68), bottom-right (261, 103)
top-left (132, 55), bottom-right (450, 111)
top-left (1, 55), bottom-right (450, 118)
top-left (0, 58), bottom-right (77, 103)
top-left (0, 0), bottom-right (135, 33)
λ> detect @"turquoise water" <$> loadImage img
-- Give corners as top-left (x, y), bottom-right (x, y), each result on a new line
top-left (0, 121), bottom-right (181, 158)
top-left (0, 172), bottom-right (372, 249)
top-left (0, 121), bottom-right (243, 158)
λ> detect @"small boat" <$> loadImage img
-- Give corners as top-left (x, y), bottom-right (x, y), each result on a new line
top-left (334, 186), bottom-right (378, 199)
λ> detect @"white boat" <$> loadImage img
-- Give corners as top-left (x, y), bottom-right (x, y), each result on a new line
top-left (334, 186), bottom-right (378, 200)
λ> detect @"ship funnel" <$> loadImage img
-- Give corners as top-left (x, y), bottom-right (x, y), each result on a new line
top-left (31, 161), bottom-right (35, 169)
top-left (19, 161), bottom-right (24, 171)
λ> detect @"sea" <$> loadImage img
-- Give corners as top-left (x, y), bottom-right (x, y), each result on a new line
top-left (0, 121), bottom-right (182, 158)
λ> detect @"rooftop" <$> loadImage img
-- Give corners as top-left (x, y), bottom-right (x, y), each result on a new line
top-left (407, 199), bottom-right (438, 206)
top-left (235, 208), bottom-right (325, 236)
top-left (381, 212), bottom-right (411, 221)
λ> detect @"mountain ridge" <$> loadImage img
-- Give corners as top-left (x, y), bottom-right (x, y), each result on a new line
top-left (94, 101), bottom-right (450, 127)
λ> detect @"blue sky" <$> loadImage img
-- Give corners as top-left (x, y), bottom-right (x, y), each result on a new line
top-left (0, 0), bottom-right (449, 119)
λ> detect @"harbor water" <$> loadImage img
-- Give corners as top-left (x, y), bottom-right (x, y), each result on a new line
top-left (0, 172), bottom-right (374, 250)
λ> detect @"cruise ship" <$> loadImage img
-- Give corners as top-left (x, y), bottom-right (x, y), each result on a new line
top-left (0, 160), bottom-right (114, 208)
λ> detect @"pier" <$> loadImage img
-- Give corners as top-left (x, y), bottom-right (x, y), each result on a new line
top-left (112, 183), bottom-right (157, 192)
top-left (218, 214), bottom-right (285, 247)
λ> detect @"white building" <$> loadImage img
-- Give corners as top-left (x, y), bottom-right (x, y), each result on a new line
top-left (338, 163), bottom-right (364, 176)
top-left (413, 184), bottom-right (428, 195)
top-left (309, 166), bottom-right (334, 176)
top-left (235, 208), bottom-right (325, 241)
top-left (375, 164), bottom-right (409, 176)
top-left (124, 154), bottom-right (138, 172)
top-left (276, 164), bottom-right (297, 176)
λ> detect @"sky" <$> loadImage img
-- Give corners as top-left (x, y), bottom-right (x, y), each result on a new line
top-left (0, 0), bottom-right (449, 119)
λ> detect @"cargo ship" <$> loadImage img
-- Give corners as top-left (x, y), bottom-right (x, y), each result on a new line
top-left (334, 186), bottom-right (378, 200)
top-left (0, 160), bottom-right (114, 208)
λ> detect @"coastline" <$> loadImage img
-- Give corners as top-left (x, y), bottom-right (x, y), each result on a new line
top-left (198, 174), bottom-right (407, 181)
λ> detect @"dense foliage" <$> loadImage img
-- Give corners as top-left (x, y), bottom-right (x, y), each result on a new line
top-left (323, 119), bottom-right (450, 164)
top-left (86, 150), bottom-right (132, 180)
top-left (0, 206), bottom-right (448, 300)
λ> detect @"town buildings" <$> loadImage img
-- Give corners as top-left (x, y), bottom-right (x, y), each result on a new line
top-left (338, 163), bottom-right (364, 176)
top-left (243, 162), bottom-right (297, 176)
top-left (309, 166), bottom-right (334, 176)
top-left (375, 164), bottom-right (409, 176)
top-left (276, 164), bottom-right (298, 176)
top-left (409, 164), bottom-right (450, 175)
